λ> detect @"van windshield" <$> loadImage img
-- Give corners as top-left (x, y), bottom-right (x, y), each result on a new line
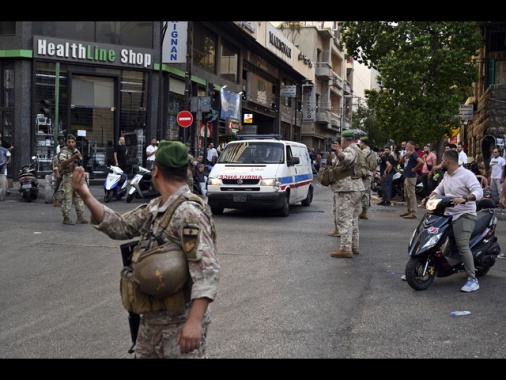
top-left (219, 142), bottom-right (284, 164)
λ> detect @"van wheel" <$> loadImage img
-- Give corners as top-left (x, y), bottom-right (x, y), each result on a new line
top-left (211, 207), bottom-right (224, 215)
top-left (277, 194), bottom-right (290, 217)
top-left (301, 185), bottom-right (313, 206)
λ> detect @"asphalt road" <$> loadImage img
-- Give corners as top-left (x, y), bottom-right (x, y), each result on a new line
top-left (1, 182), bottom-right (505, 358)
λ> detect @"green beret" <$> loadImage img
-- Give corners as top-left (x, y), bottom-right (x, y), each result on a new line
top-left (360, 136), bottom-right (369, 142)
top-left (67, 134), bottom-right (77, 141)
top-left (155, 140), bottom-right (188, 168)
top-left (341, 130), bottom-right (355, 138)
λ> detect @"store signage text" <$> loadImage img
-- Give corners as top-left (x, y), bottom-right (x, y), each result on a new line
top-left (268, 31), bottom-right (291, 58)
top-left (34, 36), bottom-right (154, 69)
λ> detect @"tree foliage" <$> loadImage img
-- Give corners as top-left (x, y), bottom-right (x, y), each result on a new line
top-left (340, 21), bottom-right (485, 146)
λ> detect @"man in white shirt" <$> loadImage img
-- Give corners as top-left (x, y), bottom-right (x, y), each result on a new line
top-left (146, 138), bottom-right (158, 170)
top-left (207, 142), bottom-right (218, 165)
top-left (488, 148), bottom-right (505, 194)
top-left (457, 143), bottom-right (468, 167)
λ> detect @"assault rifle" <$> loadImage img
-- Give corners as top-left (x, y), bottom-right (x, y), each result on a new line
top-left (120, 240), bottom-right (141, 354)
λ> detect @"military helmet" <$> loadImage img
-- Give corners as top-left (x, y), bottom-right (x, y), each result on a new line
top-left (132, 247), bottom-right (189, 298)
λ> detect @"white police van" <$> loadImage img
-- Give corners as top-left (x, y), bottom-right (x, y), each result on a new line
top-left (206, 135), bottom-right (314, 216)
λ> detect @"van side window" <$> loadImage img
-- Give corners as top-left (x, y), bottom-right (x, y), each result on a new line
top-left (286, 146), bottom-right (293, 163)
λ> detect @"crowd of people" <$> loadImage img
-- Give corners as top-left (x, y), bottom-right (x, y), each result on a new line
top-left (322, 135), bottom-right (506, 293)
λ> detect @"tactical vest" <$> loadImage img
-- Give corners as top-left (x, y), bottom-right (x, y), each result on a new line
top-left (120, 192), bottom-right (217, 316)
top-left (350, 144), bottom-right (368, 179)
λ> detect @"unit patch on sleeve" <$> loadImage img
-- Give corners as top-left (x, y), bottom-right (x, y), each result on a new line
top-left (182, 224), bottom-right (201, 260)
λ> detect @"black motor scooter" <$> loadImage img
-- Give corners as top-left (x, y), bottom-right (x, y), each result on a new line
top-left (18, 156), bottom-right (39, 202)
top-left (404, 195), bottom-right (501, 291)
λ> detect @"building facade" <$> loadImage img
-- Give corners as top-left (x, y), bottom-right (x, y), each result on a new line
top-left (0, 21), bottom-right (317, 184)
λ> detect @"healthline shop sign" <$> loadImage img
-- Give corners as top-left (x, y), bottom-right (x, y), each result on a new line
top-left (33, 36), bottom-right (154, 69)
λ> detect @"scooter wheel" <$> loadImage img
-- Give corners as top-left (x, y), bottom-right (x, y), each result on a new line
top-left (104, 190), bottom-right (113, 203)
top-left (126, 193), bottom-right (134, 203)
top-left (405, 256), bottom-right (437, 291)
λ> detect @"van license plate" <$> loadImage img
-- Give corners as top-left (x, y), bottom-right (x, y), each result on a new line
top-left (233, 194), bottom-right (247, 202)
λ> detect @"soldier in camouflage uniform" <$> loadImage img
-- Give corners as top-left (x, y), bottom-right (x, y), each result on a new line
top-left (327, 135), bottom-right (341, 237)
top-left (71, 140), bottom-right (220, 359)
top-left (330, 130), bottom-right (365, 258)
top-left (59, 134), bottom-right (88, 225)
top-left (358, 136), bottom-right (375, 220)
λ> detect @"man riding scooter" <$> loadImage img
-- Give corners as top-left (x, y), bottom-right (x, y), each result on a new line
top-left (417, 149), bottom-right (483, 292)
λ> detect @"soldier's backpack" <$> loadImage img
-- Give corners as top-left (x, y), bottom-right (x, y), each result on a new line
top-left (365, 150), bottom-right (378, 172)
top-left (350, 144), bottom-right (369, 179)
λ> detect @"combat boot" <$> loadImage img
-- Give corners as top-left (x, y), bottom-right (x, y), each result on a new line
top-left (359, 210), bottom-right (368, 219)
top-left (76, 216), bottom-right (89, 224)
top-left (330, 250), bottom-right (353, 258)
top-left (327, 229), bottom-right (340, 237)
top-left (62, 217), bottom-right (74, 225)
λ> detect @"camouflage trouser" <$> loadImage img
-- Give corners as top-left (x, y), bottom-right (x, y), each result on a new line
top-left (331, 189), bottom-right (339, 230)
top-left (134, 314), bottom-right (210, 359)
top-left (52, 175), bottom-right (63, 202)
top-left (61, 173), bottom-right (85, 218)
top-left (361, 177), bottom-right (372, 212)
top-left (335, 191), bottom-right (362, 251)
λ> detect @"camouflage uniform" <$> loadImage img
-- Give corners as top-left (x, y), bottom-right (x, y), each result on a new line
top-left (187, 153), bottom-right (195, 192)
top-left (59, 146), bottom-right (86, 223)
top-left (330, 144), bottom-right (365, 254)
top-left (93, 185), bottom-right (220, 358)
top-left (360, 146), bottom-right (373, 216)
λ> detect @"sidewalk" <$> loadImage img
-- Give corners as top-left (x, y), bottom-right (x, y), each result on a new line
top-left (3, 175), bottom-right (105, 202)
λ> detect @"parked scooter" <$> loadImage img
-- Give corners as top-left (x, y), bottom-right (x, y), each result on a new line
top-left (126, 165), bottom-right (159, 203)
top-left (404, 195), bottom-right (501, 291)
top-left (18, 156), bottom-right (39, 202)
top-left (104, 165), bottom-right (128, 203)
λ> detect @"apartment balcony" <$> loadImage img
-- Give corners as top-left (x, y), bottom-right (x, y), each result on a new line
top-left (316, 109), bottom-right (331, 124)
top-left (316, 62), bottom-right (332, 80)
top-left (343, 80), bottom-right (351, 95)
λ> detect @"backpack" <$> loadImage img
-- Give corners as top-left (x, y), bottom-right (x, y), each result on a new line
top-left (365, 150), bottom-right (378, 172)
top-left (350, 144), bottom-right (369, 179)
top-left (119, 192), bottom-right (217, 315)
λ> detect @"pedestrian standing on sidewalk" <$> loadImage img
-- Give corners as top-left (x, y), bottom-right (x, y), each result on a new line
top-left (399, 141), bottom-right (424, 219)
top-left (146, 138), bottom-right (158, 171)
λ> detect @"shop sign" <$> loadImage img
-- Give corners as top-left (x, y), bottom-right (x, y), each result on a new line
top-left (34, 36), bottom-right (154, 69)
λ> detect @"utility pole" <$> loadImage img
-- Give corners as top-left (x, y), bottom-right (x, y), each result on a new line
top-left (183, 21), bottom-right (193, 145)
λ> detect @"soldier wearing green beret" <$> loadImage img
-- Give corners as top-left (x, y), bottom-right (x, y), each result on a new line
top-left (358, 136), bottom-right (378, 220)
top-left (329, 130), bottom-right (365, 258)
top-left (59, 134), bottom-right (88, 224)
top-left (70, 140), bottom-right (220, 358)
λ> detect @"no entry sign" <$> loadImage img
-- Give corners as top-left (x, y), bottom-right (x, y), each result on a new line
top-left (177, 111), bottom-right (193, 128)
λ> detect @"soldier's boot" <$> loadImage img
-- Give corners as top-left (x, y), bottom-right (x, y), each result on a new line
top-left (76, 215), bottom-right (89, 224)
top-left (327, 229), bottom-right (340, 237)
top-left (352, 247), bottom-right (360, 255)
top-left (53, 199), bottom-right (61, 207)
top-left (63, 216), bottom-right (74, 225)
top-left (330, 249), bottom-right (353, 258)
top-left (359, 210), bottom-right (368, 219)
